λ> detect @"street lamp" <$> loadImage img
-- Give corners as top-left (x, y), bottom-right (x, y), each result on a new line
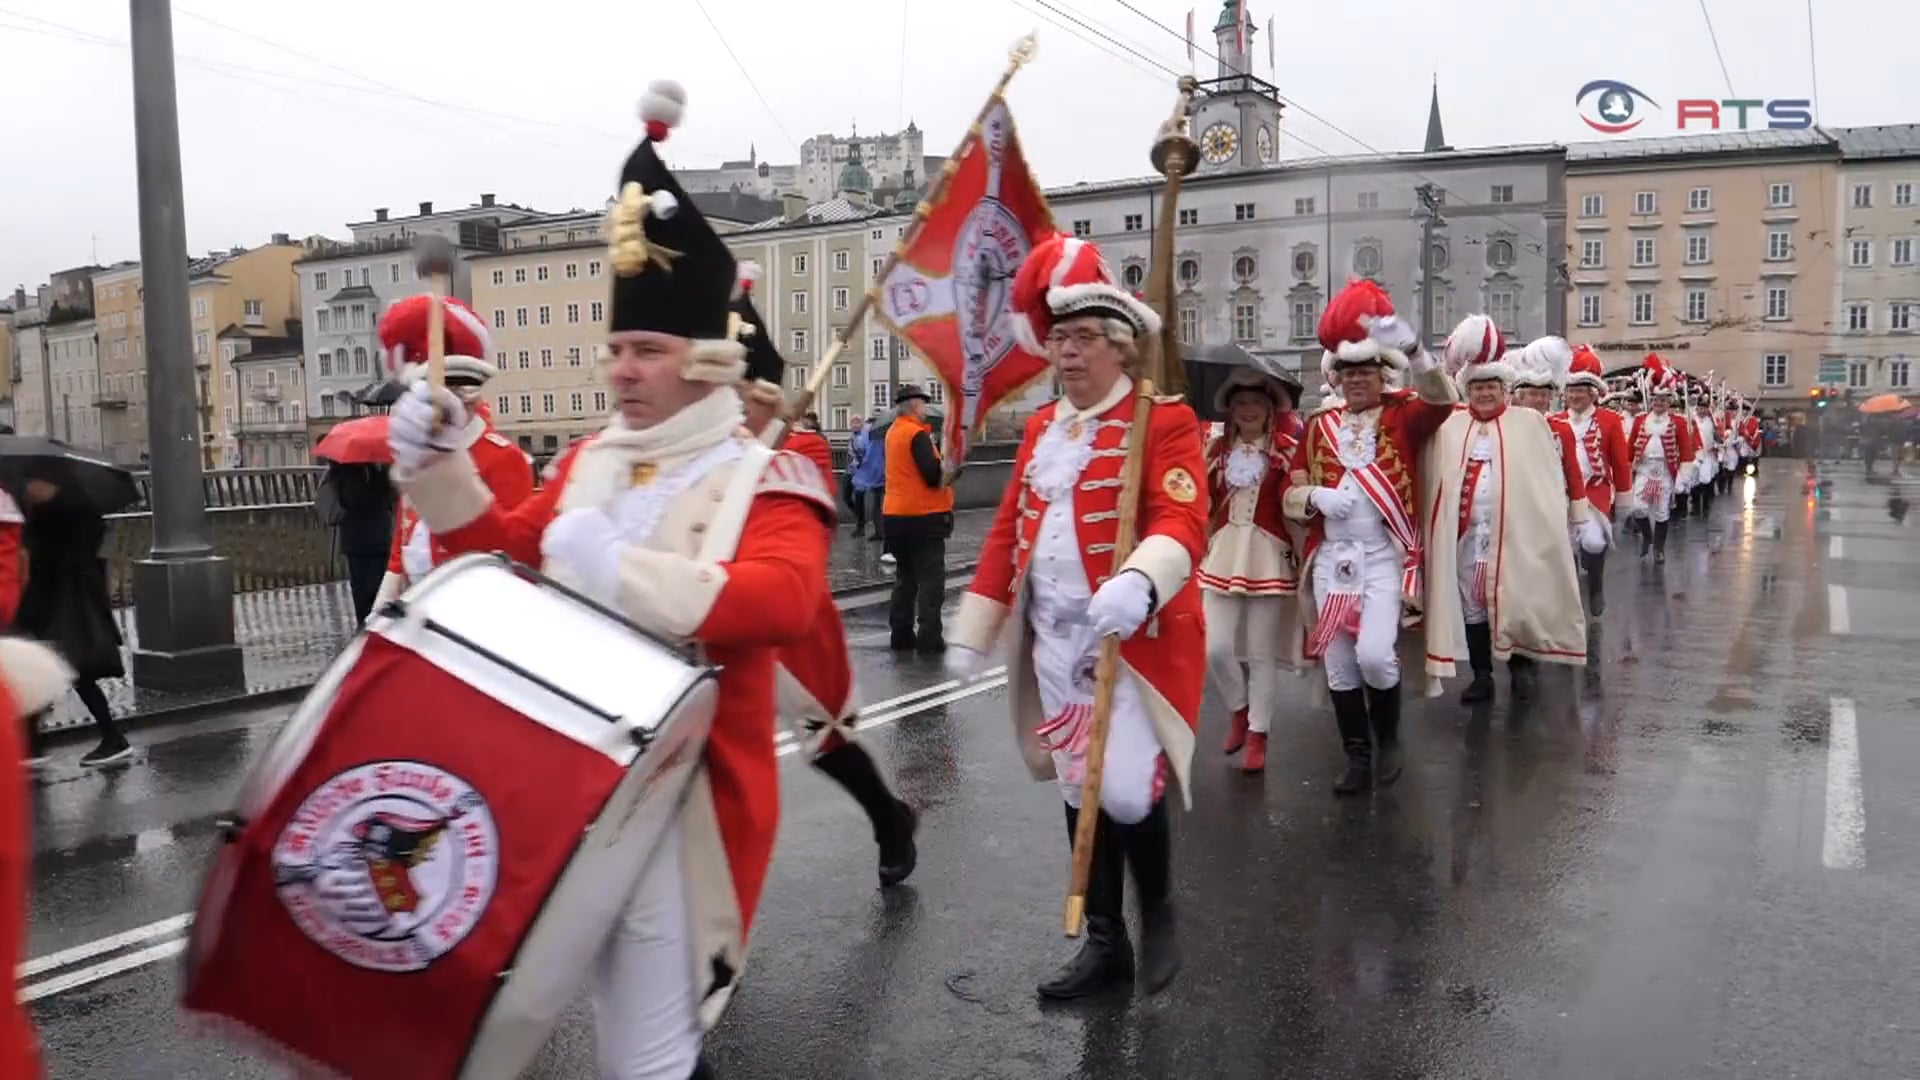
top-left (126, 0), bottom-right (242, 691)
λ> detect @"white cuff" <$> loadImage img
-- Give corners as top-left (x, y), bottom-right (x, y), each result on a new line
top-left (395, 451), bottom-right (491, 534)
top-left (615, 548), bottom-right (728, 639)
top-left (1120, 533), bottom-right (1193, 614)
top-left (949, 592), bottom-right (1011, 653)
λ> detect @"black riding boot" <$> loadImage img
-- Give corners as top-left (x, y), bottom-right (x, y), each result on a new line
top-left (1637, 516), bottom-right (1652, 558)
top-left (1582, 549), bottom-right (1607, 617)
top-left (690, 1056), bottom-right (716, 1079)
top-left (1121, 800), bottom-right (1181, 994)
top-left (1330, 688), bottom-right (1373, 795)
top-left (1654, 520), bottom-right (1669, 563)
top-left (812, 741), bottom-right (919, 887)
top-left (1460, 621), bottom-right (1495, 704)
top-left (1039, 805), bottom-right (1133, 999)
top-left (1509, 653), bottom-right (1537, 702)
top-left (1366, 682), bottom-right (1404, 786)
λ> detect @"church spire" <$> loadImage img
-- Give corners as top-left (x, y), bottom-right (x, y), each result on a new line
top-left (1424, 76), bottom-right (1449, 153)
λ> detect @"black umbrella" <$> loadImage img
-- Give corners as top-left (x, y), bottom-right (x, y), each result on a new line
top-left (356, 380), bottom-right (406, 407)
top-left (0, 436), bottom-right (140, 515)
top-left (1182, 344), bottom-right (1305, 422)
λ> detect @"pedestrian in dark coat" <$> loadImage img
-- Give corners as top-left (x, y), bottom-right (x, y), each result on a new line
top-left (16, 478), bottom-right (130, 767)
top-left (320, 463), bottom-right (396, 624)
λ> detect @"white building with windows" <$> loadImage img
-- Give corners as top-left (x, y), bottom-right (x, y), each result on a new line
top-left (299, 196), bottom-right (542, 441)
top-left (1828, 126), bottom-right (1920, 398)
top-left (44, 316), bottom-right (103, 450)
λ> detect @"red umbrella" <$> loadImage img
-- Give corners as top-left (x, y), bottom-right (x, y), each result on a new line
top-left (313, 416), bottom-right (391, 464)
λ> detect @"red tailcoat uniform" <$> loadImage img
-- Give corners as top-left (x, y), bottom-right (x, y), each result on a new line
top-left (1628, 410), bottom-right (1698, 483)
top-left (1551, 406), bottom-right (1634, 517)
top-left (0, 490), bottom-right (22, 626)
top-left (423, 438), bottom-right (835, 970)
top-left (951, 383), bottom-right (1209, 804)
top-left (387, 420), bottom-right (535, 587)
top-left (773, 429), bottom-right (856, 748)
top-left (0, 676), bottom-right (33, 1077)
top-left (1740, 415), bottom-right (1761, 454)
top-left (1201, 423), bottom-right (1297, 595)
top-left (1286, 389), bottom-right (1455, 619)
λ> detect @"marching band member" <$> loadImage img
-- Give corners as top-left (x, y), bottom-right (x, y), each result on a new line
top-left (1554, 346), bottom-right (1633, 616)
top-left (1202, 367), bottom-right (1302, 773)
top-left (732, 272), bottom-right (919, 889)
top-left (1422, 321), bottom-right (1594, 705)
top-left (1739, 405), bottom-right (1763, 473)
top-left (1687, 395), bottom-right (1721, 519)
top-left (373, 295), bottom-right (535, 609)
top-left (383, 82), bottom-right (835, 1079)
top-left (0, 639), bottom-right (70, 1076)
top-left (1716, 398), bottom-right (1744, 494)
top-left (947, 234), bottom-right (1205, 1000)
top-left (1283, 281), bottom-right (1456, 795)
top-left (1626, 373), bottom-right (1697, 563)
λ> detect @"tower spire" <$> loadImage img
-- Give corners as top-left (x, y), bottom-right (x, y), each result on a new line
top-left (1424, 76), bottom-right (1449, 153)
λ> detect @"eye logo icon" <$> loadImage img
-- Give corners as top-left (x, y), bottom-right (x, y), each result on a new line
top-left (1576, 79), bottom-right (1658, 134)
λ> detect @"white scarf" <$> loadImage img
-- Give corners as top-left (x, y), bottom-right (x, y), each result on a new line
top-left (558, 388), bottom-right (747, 512)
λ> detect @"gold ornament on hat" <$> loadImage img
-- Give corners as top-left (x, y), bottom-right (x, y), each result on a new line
top-left (608, 181), bottom-right (681, 277)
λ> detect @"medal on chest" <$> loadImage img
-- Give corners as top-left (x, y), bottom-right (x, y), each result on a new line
top-left (628, 462), bottom-right (658, 487)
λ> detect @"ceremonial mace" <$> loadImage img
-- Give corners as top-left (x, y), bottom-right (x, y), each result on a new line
top-left (761, 31), bottom-right (1039, 451)
top-left (1064, 75), bottom-right (1198, 937)
top-left (414, 234), bottom-right (455, 396)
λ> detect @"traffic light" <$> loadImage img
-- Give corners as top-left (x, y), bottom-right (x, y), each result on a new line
top-left (1811, 387), bottom-right (1828, 409)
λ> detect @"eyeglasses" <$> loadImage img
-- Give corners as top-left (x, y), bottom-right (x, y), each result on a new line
top-left (1046, 328), bottom-right (1108, 348)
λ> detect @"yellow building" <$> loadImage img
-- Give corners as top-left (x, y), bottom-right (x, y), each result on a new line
top-left (1828, 126), bottom-right (1920, 397)
top-left (92, 262), bottom-right (145, 463)
top-left (1565, 131), bottom-right (1841, 406)
top-left (191, 238), bottom-right (303, 467)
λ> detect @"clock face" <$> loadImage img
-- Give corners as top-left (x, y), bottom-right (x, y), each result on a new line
top-left (1201, 122), bottom-right (1238, 165)
top-left (1256, 125), bottom-right (1275, 163)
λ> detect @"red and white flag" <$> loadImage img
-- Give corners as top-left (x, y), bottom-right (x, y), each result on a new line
top-left (875, 97), bottom-right (1054, 464)
top-left (1185, 8), bottom-right (1194, 66)
top-left (1267, 15), bottom-right (1275, 73)
top-left (1235, 0), bottom-right (1246, 59)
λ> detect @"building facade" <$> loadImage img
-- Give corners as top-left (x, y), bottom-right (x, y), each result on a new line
top-left (43, 315), bottom-right (102, 450)
top-left (10, 308), bottom-right (49, 439)
top-left (1564, 130), bottom-right (1841, 406)
top-left (1827, 126), bottom-right (1920, 397)
top-left (678, 125), bottom-right (938, 205)
top-left (1049, 143), bottom-right (1567, 389)
top-left (186, 241), bottom-right (304, 467)
top-left (300, 197), bottom-right (543, 446)
top-left (229, 341), bottom-right (308, 467)
top-left (91, 262), bottom-right (144, 463)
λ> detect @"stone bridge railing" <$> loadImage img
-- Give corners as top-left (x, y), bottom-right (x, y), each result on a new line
top-left (106, 442), bottom-right (1021, 605)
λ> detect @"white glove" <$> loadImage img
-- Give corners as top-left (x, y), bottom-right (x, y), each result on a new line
top-left (944, 644), bottom-right (988, 682)
top-left (1676, 463), bottom-right (1696, 492)
top-left (314, 864), bottom-right (390, 936)
top-left (1578, 515), bottom-right (1609, 555)
top-left (1310, 486), bottom-right (1356, 519)
top-left (1364, 313), bottom-right (1419, 354)
top-left (541, 507), bottom-right (624, 602)
top-left (1087, 569), bottom-right (1154, 640)
top-left (387, 381), bottom-right (469, 472)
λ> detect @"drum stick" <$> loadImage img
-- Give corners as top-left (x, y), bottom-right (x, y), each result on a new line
top-left (414, 235), bottom-right (455, 394)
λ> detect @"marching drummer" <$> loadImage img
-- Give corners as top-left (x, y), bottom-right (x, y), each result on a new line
top-left (732, 267), bottom-right (920, 890)
top-left (372, 294), bottom-right (535, 611)
top-left (382, 80), bottom-right (835, 1079)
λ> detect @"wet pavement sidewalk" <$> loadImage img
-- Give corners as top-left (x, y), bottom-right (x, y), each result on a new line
top-left (41, 508), bottom-right (996, 733)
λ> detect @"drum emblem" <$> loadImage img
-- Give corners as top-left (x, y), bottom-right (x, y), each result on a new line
top-left (271, 761), bottom-right (500, 973)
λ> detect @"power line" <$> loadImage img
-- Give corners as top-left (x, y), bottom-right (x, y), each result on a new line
top-left (689, 0), bottom-right (801, 158)
top-left (1002, 0), bottom-right (1172, 87)
top-left (1026, 0), bottom-right (1183, 81)
top-left (1805, 0), bottom-right (1822, 124)
top-left (1695, 0), bottom-right (1737, 98)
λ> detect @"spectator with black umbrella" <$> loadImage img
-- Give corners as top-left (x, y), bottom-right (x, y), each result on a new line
top-left (0, 436), bottom-right (139, 767)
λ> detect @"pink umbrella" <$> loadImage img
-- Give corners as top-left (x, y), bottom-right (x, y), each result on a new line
top-left (313, 416), bottom-right (391, 465)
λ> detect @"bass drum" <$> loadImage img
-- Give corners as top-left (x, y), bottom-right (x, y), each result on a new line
top-left (180, 552), bottom-right (716, 1080)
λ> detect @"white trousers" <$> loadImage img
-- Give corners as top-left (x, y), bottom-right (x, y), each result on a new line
top-left (1030, 608), bottom-right (1162, 825)
top-left (1456, 542), bottom-right (1490, 626)
top-left (1312, 541), bottom-right (1403, 693)
top-left (1630, 461), bottom-right (1672, 524)
top-left (590, 820), bottom-right (703, 1080)
top-left (1202, 591), bottom-right (1283, 733)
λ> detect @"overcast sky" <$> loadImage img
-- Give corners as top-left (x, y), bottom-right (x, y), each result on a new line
top-left (1, 0), bottom-right (1911, 292)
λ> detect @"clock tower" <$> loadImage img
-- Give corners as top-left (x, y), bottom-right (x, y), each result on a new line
top-left (1191, 0), bottom-right (1285, 173)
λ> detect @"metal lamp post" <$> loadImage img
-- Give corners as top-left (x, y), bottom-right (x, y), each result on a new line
top-left (127, 0), bottom-right (243, 691)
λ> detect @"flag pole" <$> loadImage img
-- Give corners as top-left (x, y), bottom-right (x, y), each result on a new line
top-left (1064, 74), bottom-right (1199, 938)
top-left (764, 31), bottom-right (1040, 449)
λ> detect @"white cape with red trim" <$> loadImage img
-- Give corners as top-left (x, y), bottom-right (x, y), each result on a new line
top-left (1418, 409), bottom-right (1587, 688)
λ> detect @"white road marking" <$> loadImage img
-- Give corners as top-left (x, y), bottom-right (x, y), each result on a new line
top-left (1829, 535), bottom-right (1844, 559)
top-left (18, 668), bottom-right (1011, 1001)
top-left (1828, 585), bottom-right (1850, 635)
top-left (1822, 697), bottom-right (1865, 871)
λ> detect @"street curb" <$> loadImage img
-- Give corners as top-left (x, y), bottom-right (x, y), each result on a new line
top-left (53, 560), bottom-right (982, 746)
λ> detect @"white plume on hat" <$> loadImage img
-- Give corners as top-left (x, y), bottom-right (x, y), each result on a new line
top-left (1444, 314), bottom-right (1513, 393)
top-left (1513, 335), bottom-right (1573, 388)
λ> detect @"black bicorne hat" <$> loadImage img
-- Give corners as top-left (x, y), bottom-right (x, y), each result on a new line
top-left (729, 264), bottom-right (785, 406)
top-left (606, 79), bottom-right (744, 383)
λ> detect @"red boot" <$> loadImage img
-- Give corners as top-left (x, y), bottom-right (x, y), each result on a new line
top-left (1241, 732), bottom-right (1267, 773)
top-left (1223, 707), bottom-right (1249, 754)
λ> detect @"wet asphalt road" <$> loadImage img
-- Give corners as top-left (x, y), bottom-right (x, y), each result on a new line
top-left (22, 460), bottom-right (1920, 1079)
